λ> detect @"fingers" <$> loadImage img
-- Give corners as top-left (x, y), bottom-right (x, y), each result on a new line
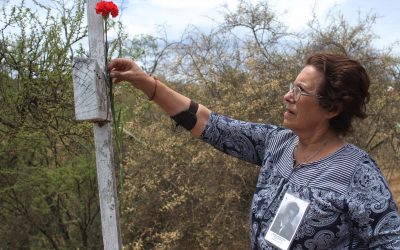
top-left (108, 59), bottom-right (131, 84)
top-left (107, 59), bottom-right (119, 71)
top-left (109, 70), bottom-right (124, 84)
top-left (107, 58), bottom-right (146, 87)
top-left (109, 70), bottom-right (117, 79)
top-left (107, 58), bottom-right (133, 71)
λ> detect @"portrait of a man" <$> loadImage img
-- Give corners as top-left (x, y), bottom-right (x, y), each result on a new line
top-left (270, 201), bottom-right (300, 240)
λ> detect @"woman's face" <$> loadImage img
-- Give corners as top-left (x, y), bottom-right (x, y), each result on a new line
top-left (283, 65), bottom-right (332, 134)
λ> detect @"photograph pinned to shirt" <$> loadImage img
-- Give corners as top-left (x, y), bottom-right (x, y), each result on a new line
top-left (265, 192), bottom-right (309, 250)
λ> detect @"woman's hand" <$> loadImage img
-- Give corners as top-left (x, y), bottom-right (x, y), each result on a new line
top-left (108, 58), bottom-right (152, 91)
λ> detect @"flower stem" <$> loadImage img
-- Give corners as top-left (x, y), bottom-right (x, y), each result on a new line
top-left (104, 18), bottom-right (124, 191)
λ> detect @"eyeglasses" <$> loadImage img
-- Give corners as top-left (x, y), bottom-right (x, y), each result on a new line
top-left (289, 82), bottom-right (324, 102)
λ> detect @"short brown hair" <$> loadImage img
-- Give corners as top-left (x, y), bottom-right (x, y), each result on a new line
top-left (306, 52), bottom-right (370, 135)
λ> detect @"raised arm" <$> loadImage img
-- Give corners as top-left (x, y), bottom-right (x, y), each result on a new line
top-left (108, 58), bottom-right (211, 137)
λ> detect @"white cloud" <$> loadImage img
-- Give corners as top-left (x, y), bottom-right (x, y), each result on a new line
top-left (148, 0), bottom-right (228, 9)
top-left (119, 0), bottom-right (399, 54)
top-left (120, 0), bottom-right (234, 38)
top-left (267, 0), bottom-right (347, 31)
top-left (120, 0), bottom-right (347, 38)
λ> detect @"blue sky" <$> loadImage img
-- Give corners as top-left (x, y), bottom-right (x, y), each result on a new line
top-left (114, 0), bottom-right (399, 54)
top-left (3, 0), bottom-right (398, 53)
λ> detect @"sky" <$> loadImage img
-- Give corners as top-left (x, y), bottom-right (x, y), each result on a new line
top-left (1, 0), bottom-right (398, 53)
top-left (114, 0), bottom-right (400, 54)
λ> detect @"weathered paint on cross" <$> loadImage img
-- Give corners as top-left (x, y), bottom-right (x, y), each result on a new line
top-left (72, 0), bottom-right (122, 249)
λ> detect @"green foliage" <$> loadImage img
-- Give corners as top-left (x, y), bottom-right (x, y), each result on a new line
top-left (0, 0), bottom-right (102, 248)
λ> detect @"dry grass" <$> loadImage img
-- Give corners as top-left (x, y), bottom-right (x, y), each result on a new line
top-left (386, 170), bottom-right (400, 207)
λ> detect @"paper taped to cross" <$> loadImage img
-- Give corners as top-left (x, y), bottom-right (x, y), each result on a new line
top-left (265, 192), bottom-right (309, 250)
top-left (72, 57), bottom-right (109, 122)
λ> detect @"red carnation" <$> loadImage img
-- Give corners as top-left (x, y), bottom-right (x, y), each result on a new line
top-left (95, 1), bottom-right (119, 18)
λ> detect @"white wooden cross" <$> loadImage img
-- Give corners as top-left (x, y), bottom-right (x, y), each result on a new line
top-left (72, 0), bottom-right (122, 249)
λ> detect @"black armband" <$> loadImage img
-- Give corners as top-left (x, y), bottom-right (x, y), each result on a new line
top-left (171, 100), bottom-right (199, 131)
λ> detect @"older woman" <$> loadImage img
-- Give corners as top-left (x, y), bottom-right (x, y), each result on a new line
top-left (108, 52), bottom-right (400, 249)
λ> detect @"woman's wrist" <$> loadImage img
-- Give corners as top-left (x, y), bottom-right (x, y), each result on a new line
top-left (148, 76), bottom-right (158, 101)
top-left (132, 74), bottom-right (158, 100)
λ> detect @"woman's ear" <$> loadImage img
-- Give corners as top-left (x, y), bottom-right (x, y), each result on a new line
top-left (326, 102), bottom-right (343, 119)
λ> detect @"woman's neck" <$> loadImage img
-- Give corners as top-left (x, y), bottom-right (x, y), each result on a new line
top-left (294, 129), bottom-right (344, 166)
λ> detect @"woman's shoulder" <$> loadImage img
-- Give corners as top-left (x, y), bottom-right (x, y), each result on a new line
top-left (337, 143), bottom-right (377, 167)
top-left (334, 144), bottom-right (393, 194)
top-left (322, 143), bottom-right (383, 180)
top-left (343, 144), bottom-right (388, 186)
top-left (308, 143), bottom-right (381, 194)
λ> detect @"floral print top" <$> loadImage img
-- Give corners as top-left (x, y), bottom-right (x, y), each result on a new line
top-left (200, 113), bottom-right (400, 249)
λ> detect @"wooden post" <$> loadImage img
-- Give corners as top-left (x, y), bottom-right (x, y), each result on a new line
top-left (72, 0), bottom-right (122, 249)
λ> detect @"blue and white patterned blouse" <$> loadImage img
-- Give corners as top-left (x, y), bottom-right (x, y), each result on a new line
top-left (200, 113), bottom-right (400, 249)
